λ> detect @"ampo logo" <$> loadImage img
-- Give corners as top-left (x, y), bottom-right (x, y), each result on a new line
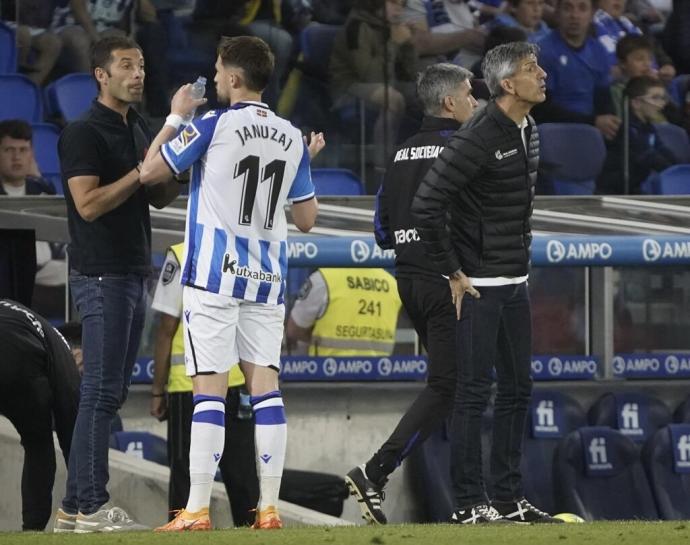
top-left (612, 356), bottom-right (626, 375)
top-left (665, 355), bottom-right (680, 375)
top-left (643, 239), bottom-right (662, 262)
top-left (531, 359), bottom-right (544, 374)
top-left (546, 240), bottom-right (566, 263)
top-left (548, 357), bottom-right (563, 376)
top-left (350, 240), bottom-right (371, 264)
top-left (377, 358), bottom-right (393, 376)
top-left (323, 357), bottom-right (338, 377)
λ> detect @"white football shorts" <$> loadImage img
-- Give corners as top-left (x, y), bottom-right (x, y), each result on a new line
top-left (182, 285), bottom-right (285, 375)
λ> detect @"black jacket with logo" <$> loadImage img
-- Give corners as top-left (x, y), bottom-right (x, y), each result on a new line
top-left (411, 101), bottom-right (539, 278)
top-left (374, 116), bottom-right (461, 279)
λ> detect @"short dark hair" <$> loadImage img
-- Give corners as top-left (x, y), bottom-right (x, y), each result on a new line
top-left (616, 34), bottom-right (653, 62)
top-left (90, 35), bottom-right (143, 89)
top-left (217, 36), bottom-right (274, 92)
top-left (0, 119), bottom-right (32, 142)
top-left (56, 321), bottom-right (82, 349)
top-left (625, 75), bottom-right (665, 99)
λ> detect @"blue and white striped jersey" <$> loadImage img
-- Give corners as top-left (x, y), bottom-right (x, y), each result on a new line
top-left (161, 101), bottom-right (315, 305)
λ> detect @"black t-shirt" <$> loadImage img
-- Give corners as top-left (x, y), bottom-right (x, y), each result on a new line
top-left (59, 100), bottom-right (153, 275)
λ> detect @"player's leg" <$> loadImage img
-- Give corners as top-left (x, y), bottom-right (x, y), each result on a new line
top-left (157, 287), bottom-right (236, 532)
top-left (238, 301), bottom-right (286, 529)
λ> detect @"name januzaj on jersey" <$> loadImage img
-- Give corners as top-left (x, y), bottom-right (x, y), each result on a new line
top-left (234, 123), bottom-right (295, 152)
top-left (393, 145), bottom-right (444, 162)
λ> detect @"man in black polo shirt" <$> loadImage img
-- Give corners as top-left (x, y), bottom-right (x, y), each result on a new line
top-left (0, 299), bottom-right (80, 531)
top-left (55, 36), bottom-right (180, 533)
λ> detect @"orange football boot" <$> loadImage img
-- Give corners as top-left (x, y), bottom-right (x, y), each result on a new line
top-left (252, 506), bottom-right (282, 529)
top-left (155, 508), bottom-right (211, 532)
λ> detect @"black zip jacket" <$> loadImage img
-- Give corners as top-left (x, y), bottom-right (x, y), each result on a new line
top-left (411, 101), bottom-right (539, 277)
top-left (374, 116), bottom-right (462, 279)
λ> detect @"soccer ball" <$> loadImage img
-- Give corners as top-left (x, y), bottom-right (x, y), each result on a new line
top-left (553, 513), bottom-right (586, 523)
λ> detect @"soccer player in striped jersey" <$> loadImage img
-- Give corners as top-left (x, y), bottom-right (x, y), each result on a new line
top-left (140, 36), bottom-right (321, 531)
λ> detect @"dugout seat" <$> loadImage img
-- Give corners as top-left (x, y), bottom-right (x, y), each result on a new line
top-left (537, 123), bottom-right (606, 195)
top-left (521, 390), bottom-right (588, 514)
top-left (0, 74), bottom-right (42, 122)
top-left (674, 395), bottom-right (690, 423)
top-left (641, 424), bottom-right (690, 520)
top-left (589, 392), bottom-right (672, 443)
top-left (110, 431), bottom-right (167, 466)
top-left (553, 426), bottom-right (659, 520)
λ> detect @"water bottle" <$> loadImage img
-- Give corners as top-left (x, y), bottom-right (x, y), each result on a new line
top-left (182, 76), bottom-right (207, 125)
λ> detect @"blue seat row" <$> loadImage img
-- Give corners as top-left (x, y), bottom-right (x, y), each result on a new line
top-left (410, 391), bottom-right (690, 522)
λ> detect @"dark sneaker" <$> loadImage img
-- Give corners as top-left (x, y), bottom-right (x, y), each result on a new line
top-left (450, 503), bottom-right (513, 524)
top-left (492, 498), bottom-right (564, 524)
top-left (344, 465), bottom-right (388, 525)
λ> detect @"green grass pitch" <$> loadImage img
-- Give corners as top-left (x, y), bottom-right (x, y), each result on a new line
top-left (2, 521), bottom-right (689, 545)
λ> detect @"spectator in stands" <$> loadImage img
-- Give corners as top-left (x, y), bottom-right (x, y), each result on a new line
top-left (330, 0), bottom-right (419, 168)
top-left (0, 300), bottom-right (80, 531)
top-left (240, 1), bottom-right (296, 108)
top-left (610, 35), bottom-right (685, 126)
top-left (403, 0), bottom-right (486, 69)
top-left (5, 0), bottom-right (62, 85)
top-left (311, 0), bottom-right (353, 24)
top-left (594, 0), bottom-right (675, 81)
top-left (597, 76), bottom-right (677, 194)
top-left (534, 0), bottom-right (621, 141)
top-left (150, 242), bottom-right (259, 526)
top-left (663, 0), bottom-right (690, 76)
top-left (0, 120), bottom-right (55, 196)
top-left (473, 0), bottom-right (508, 24)
top-left (471, 25), bottom-right (528, 80)
top-left (286, 268), bottom-right (401, 356)
top-left (492, 0), bottom-right (551, 42)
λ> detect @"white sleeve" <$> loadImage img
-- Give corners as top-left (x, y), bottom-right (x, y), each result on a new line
top-left (151, 249), bottom-right (182, 318)
top-left (289, 271), bottom-right (328, 328)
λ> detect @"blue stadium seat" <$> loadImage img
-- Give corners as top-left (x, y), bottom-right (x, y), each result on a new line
top-left (642, 424), bottom-right (690, 520)
top-left (668, 75), bottom-right (690, 107)
top-left (311, 168), bottom-right (364, 196)
top-left (521, 391), bottom-right (587, 514)
top-left (553, 426), bottom-right (659, 520)
top-left (44, 73), bottom-right (97, 122)
top-left (0, 74), bottom-right (43, 122)
top-left (588, 392), bottom-right (672, 443)
top-left (110, 431), bottom-right (167, 465)
top-left (654, 123), bottom-right (690, 164)
top-left (0, 21), bottom-right (16, 74)
top-left (537, 123), bottom-right (606, 195)
top-left (675, 395), bottom-right (690, 423)
top-left (31, 123), bottom-right (61, 193)
top-left (656, 164), bottom-right (690, 195)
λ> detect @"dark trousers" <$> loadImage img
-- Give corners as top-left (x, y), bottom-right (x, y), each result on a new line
top-left (0, 351), bottom-right (66, 530)
top-left (63, 273), bottom-right (147, 515)
top-left (450, 282), bottom-right (533, 508)
top-left (168, 388), bottom-right (259, 526)
top-left (368, 276), bottom-right (456, 480)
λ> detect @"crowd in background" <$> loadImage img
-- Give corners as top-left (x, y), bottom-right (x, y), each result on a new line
top-left (1, 0), bottom-right (690, 194)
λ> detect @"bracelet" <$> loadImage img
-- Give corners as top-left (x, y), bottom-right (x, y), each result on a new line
top-left (165, 113), bottom-right (184, 130)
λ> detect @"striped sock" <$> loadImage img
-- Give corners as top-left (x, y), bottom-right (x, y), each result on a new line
top-left (186, 395), bottom-right (225, 513)
top-left (251, 390), bottom-right (287, 510)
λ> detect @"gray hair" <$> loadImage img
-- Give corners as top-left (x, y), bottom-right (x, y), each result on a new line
top-left (481, 41), bottom-right (540, 98)
top-left (416, 63), bottom-right (473, 116)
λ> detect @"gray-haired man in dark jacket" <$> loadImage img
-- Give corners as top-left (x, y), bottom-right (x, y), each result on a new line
top-left (412, 42), bottom-right (561, 524)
